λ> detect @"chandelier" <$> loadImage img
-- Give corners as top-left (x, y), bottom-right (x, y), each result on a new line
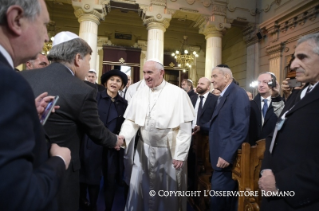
top-left (171, 16), bottom-right (198, 72)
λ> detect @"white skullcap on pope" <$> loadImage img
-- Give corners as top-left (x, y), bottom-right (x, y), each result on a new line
top-left (52, 31), bottom-right (79, 47)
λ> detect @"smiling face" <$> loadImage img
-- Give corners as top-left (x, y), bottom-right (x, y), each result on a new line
top-left (105, 76), bottom-right (123, 94)
top-left (143, 61), bottom-right (164, 88)
top-left (290, 40), bottom-right (319, 84)
top-left (196, 77), bottom-right (210, 95)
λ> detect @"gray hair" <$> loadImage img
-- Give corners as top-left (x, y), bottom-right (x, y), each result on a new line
top-left (47, 38), bottom-right (92, 63)
top-left (0, 0), bottom-right (41, 25)
top-left (297, 33), bottom-right (319, 55)
top-left (212, 66), bottom-right (233, 78)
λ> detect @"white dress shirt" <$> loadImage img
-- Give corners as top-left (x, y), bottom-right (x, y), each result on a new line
top-left (192, 91), bottom-right (209, 128)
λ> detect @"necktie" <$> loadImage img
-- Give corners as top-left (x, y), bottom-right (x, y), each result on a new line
top-left (306, 85), bottom-right (313, 94)
top-left (197, 96), bottom-right (204, 124)
top-left (262, 99), bottom-right (268, 118)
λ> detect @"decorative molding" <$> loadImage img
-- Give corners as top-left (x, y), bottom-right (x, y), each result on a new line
top-left (202, 0), bottom-right (212, 8)
top-left (266, 42), bottom-right (285, 59)
top-left (285, 27), bottom-right (319, 45)
top-left (227, 4), bottom-right (257, 16)
top-left (212, 2), bottom-right (227, 16)
top-left (242, 23), bottom-right (259, 46)
top-left (186, 0), bottom-right (196, 5)
top-left (145, 19), bottom-right (171, 31)
top-left (151, 0), bottom-right (167, 7)
top-left (179, 8), bottom-right (199, 13)
top-left (74, 8), bottom-right (105, 25)
top-left (97, 36), bottom-right (109, 47)
top-left (260, 4), bottom-right (319, 43)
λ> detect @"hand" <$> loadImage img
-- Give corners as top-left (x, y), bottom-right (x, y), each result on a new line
top-left (258, 169), bottom-right (277, 193)
top-left (172, 159), bottom-right (183, 169)
top-left (192, 125), bottom-right (200, 135)
top-left (281, 78), bottom-right (292, 99)
top-left (115, 135), bottom-right (125, 151)
top-left (50, 143), bottom-right (71, 170)
top-left (35, 92), bottom-right (60, 119)
top-left (216, 157), bottom-right (229, 168)
top-left (271, 81), bottom-right (280, 98)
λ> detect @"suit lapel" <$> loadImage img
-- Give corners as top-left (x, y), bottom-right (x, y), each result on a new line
top-left (0, 52), bottom-right (12, 68)
top-left (210, 83), bottom-right (234, 123)
top-left (286, 84), bottom-right (319, 117)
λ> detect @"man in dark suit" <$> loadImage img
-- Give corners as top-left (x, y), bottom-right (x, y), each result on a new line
top-left (194, 65), bottom-right (250, 211)
top-left (86, 68), bottom-right (105, 92)
top-left (21, 31), bottom-right (124, 211)
top-left (182, 79), bottom-right (197, 98)
top-left (188, 77), bottom-right (217, 190)
top-left (259, 33), bottom-right (319, 210)
top-left (0, 0), bottom-right (71, 210)
top-left (247, 73), bottom-right (284, 145)
top-left (191, 77), bottom-right (218, 129)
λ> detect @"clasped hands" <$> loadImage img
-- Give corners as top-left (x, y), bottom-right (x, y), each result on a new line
top-left (115, 135), bottom-right (125, 151)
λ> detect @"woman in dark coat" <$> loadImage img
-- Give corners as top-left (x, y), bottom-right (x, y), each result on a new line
top-left (79, 69), bottom-right (128, 211)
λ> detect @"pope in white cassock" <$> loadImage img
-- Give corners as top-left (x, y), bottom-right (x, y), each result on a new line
top-left (120, 59), bottom-right (195, 211)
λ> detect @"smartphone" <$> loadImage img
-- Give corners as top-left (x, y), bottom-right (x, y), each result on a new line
top-left (288, 78), bottom-right (302, 88)
top-left (40, 96), bottom-right (59, 125)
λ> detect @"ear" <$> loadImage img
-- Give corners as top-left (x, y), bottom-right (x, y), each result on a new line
top-left (160, 69), bottom-right (165, 76)
top-left (74, 53), bottom-right (82, 67)
top-left (6, 6), bottom-right (25, 36)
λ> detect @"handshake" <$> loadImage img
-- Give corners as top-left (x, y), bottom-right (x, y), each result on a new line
top-left (115, 135), bottom-right (125, 151)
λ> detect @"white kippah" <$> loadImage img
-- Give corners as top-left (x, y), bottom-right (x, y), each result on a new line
top-left (52, 31), bottom-right (79, 47)
top-left (147, 58), bottom-right (163, 66)
top-left (187, 79), bottom-right (193, 84)
top-left (89, 69), bottom-right (97, 73)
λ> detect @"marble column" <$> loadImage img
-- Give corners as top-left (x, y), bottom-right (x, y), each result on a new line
top-left (243, 24), bottom-right (260, 92)
top-left (73, 2), bottom-right (106, 70)
top-left (138, 40), bottom-right (147, 79)
top-left (141, 4), bottom-right (172, 64)
top-left (202, 28), bottom-right (223, 79)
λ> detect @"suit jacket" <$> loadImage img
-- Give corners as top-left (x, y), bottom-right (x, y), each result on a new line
top-left (261, 85), bottom-right (319, 211)
top-left (0, 53), bottom-right (65, 211)
top-left (84, 80), bottom-right (105, 92)
top-left (188, 89), bottom-right (197, 98)
top-left (202, 82), bottom-right (250, 170)
top-left (191, 92), bottom-right (218, 126)
top-left (21, 63), bottom-right (117, 211)
top-left (247, 94), bottom-right (283, 145)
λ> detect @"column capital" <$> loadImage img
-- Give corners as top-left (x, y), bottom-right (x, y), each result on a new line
top-left (139, 4), bottom-right (172, 31)
top-left (199, 18), bottom-right (230, 39)
top-left (266, 42), bottom-right (285, 59)
top-left (73, 0), bottom-right (107, 25)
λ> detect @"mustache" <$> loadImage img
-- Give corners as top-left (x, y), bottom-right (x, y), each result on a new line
top-left (293, 67), bottom-right (305, 73)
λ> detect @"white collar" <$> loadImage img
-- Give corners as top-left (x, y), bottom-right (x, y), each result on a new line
top-left (220, 82), bottom-right (231, 97)
top-left (151, 79), bottom-right (166, 91)
top-left (199, 91), bottom-right (209, 98)
top-left (0, 45), bottom-right (14, 68)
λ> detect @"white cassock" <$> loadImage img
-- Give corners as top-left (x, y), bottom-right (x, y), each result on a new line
top-left (120, 80), bottom-right (195, 211)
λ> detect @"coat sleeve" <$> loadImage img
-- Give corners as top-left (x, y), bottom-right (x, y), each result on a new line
top-left (78, 88), bottom-right (117, 148)
top-left (174, 122), bottom-right (192, 161)
top-left (220, 89), bottom-right (250, 164)
top-left (0, 69), bottom-right (65, 210)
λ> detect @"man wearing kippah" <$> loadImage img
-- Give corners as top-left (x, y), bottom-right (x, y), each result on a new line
top-left (21, 31), bottom-right (124, 211)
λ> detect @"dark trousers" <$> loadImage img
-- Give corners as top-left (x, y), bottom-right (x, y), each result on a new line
top-left (210, 170), bottom-right (238, 211)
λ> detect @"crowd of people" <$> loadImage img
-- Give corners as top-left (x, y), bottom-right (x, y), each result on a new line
top-left (1, 1), bottom-right (319, 211)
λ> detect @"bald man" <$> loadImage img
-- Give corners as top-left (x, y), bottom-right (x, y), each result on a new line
top-left (25, 53), bottom-right (49, 70)
top-left (191, 77), bottom-right (218, 128)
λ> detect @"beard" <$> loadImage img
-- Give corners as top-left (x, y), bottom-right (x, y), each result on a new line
top-left (196, 87), bottom-right (206, 94)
